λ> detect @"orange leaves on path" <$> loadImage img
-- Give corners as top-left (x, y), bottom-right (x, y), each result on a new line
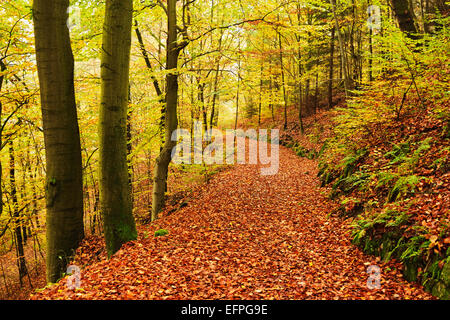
top-left (31, 143), bottom-right (433, 300)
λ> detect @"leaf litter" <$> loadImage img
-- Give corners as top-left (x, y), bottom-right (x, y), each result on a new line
top-left (31, 140), bottom-right (433, 300)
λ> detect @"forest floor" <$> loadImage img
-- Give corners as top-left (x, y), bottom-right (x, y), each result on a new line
top-left (0, 242), bottom-right (46, 300)
top-left (30, 136), bottom-right (434, 300)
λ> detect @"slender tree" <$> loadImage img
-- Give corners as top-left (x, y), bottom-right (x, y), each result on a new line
top-left (328, 26), bottom-right (335, 108)
top-left (234, 38), bottom-right (241, 131)
top-left (9, 140), bottom-right (27, 282)
top-left (0, 59), bottom-right (5, 221)
top-left (277, 23), bottom-right (288, 129)
top-left (330, 0), bottom-right (351, 96)
top-left (152, 0), bottom-right (188, 220)
top-left (295, 3), bottom-right (304, 133)
top-left (99, 0), bottom-right (137, 256)
top-left (135, 20), bottom-right (165, 143)
top-left (33, 0), bottom-right (84, 282)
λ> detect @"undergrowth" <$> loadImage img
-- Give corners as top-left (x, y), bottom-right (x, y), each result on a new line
top-left (315, 22), bottom-right (450, 299)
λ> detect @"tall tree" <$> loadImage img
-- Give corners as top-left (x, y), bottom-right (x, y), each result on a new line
top-left (278, 28), bottom-right (288, 130)
top-left (9, 140), bottom-right (27, 282)
top-left (328, 26), bottom-right (335, 108)
top-left (234, 38), bottom-right (242, 131)
top-left (390, 0), bottom-right (419, 38)
top-left (0, 59), bottom-right (5, 221)
top-left (99, 0), bottom-right (137, 256)
top-left (134, 20), bottom-right (165, 143)
top-left (33, 0), bottom-right (84, 282)
top-left (330, 0), bottom-right (351, 96)
top-left (151, 0), bottom-right (188, 220)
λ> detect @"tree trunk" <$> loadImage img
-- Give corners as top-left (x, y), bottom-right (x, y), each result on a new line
top-left (9, 140), bottom-right (27, 282)
top-left (268, 63), bottom-right (275, 122)
top-left (33, 0), bottom-right (84, 283)
top-left (127, 85), bottom-right (133, 202)
top-left (134, 21), bottom-right (165, 143)
top-left (349, 0), bottom-right (359, 86)
top-left (210, 67), bottom-right (220, 128)
top-left (99, 0), bottom-right (137, 257)
top-left (278, 28), bottom-right (288, 130)
top-left (296, 5), bottom-right (305, 133)
top-left (258, 62), bottom-right (263, 128)
top-left (390, 0), bottom-right (419, 38)
top-left (210, 30), bottom-right (224, 129)
top-left (151, 0), bottom-right (182, 221)
top-left (314, 71), bottom-right (319, 114)
top-left (0, 59), bottom-right (5, 222)
top-left (199, 83), bottom-right (208, 133)
top-left (235, 39), bottom-right (241, 131)
top-left (298, 52), bottom-right (304, 133)
top-left (328, 26), bottom-right (335, 109)
top-left (330, 0), bottom-right (351, 96)
top-left (305, 79), bottom-right (310, 115)
top-left (368, 0), bottom-right (374, 82)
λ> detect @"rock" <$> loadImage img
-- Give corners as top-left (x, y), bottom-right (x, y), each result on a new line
top-left (431, 281), bottom-right (450, 300)
top-left (440, 261), bottom-right (450, 287)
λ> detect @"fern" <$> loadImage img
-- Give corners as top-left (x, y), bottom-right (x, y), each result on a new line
top-left (376, 171), bottom-right (398, 189)
top-left (400, 236), bottom-right (428, 261)
top-left (385, 142), bottom-right (410, 165)
top-left (388, 175), bottom-right (423, 202)
top-left (407, 137), bottom-right (432, 170)
top-left (339, 148), bottom-right (368, 178)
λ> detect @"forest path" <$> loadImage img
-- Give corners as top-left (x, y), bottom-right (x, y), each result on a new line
top-left (32, 139), bottom-right (433, 299)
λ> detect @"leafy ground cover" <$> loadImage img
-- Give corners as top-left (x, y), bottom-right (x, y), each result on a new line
top-left (30, 138), bottom-right (433, 300)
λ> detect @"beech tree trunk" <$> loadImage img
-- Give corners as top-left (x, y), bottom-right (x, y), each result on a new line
top-left (390, 0), bottom-right (419, 38)
top-left (33, 0), bottom-right (84, 282)
top-left (9, 141), bottom-right (27, 282)
top-left (151, 0), bottom-right (182, 221)
top-left (210, 66), bottom-right (221, 128)
top-left (199, 83), bottom-right (208, 133)
top-left (277, 27), bottom-right (288, 130)
top-left (328, 26), bottom-right (335, 108)
top-left (235, 39), bottom-right (241, 131)
top-left (210, 30), bottom-right (224, 129)
top-left (368, 0), bottom-right (374, 82)
top-left (99, 0), bottom-right (137, 257)
top-left (0, 60), bottom-right (5, 221)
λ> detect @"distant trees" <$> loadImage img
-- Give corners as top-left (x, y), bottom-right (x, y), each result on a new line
top-left (33, 0), bottom-right (84, 282)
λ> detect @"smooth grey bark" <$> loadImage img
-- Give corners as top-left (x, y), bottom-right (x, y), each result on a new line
top-left (151, 0), bottom-right (186, 220)
top-left (33, 0), bottom-right (84, 282)
top-left (99, 0), bottom-right (137, 257)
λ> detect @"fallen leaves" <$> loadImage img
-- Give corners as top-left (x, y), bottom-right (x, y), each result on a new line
top-left (30, 141), bottom-right (434, 300)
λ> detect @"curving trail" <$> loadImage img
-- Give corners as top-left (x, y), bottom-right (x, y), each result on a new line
top-left (31, 140), bottom-right (433, 300)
